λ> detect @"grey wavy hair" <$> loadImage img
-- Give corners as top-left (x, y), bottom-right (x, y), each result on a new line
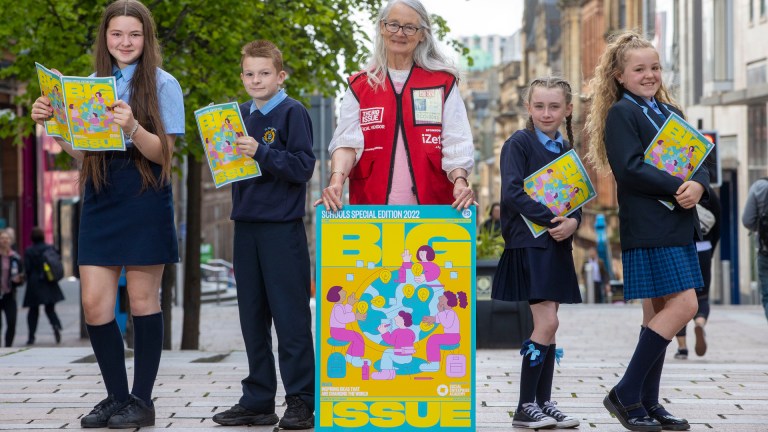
top-left (365, 0), bottom-right (460, 89)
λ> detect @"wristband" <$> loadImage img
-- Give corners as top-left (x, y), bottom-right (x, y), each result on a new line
top-left (126, 121), bottom-right (139, 141)
top-left (330, 170), bottom-right (345, 178)
top-left (452, 175), bottom-right (468, 185)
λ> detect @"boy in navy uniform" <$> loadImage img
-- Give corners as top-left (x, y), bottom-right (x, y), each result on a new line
top-left (212, 40), bottom-right (316, 430)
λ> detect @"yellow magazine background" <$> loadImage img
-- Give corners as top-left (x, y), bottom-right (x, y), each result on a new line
top-left (63, 79), bottom-right (123, 150)
top-left (316, 206), bottom-right (476, 431)
top-left (35, 65), bottom-right (70, 141)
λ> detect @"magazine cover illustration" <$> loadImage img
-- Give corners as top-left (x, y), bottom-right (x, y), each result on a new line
top-left (63, 76), bottom-right (125, 151)
top-left (316, 205), bottom-right (476, 431)
top-left (643, 112), bottom-right (715, 210)
top-left (195, 102), bottom-right (261, 188)
top-left (35, 63), bottom-right (71, 142)
top-left (522, 149), bottom-right (596, 237)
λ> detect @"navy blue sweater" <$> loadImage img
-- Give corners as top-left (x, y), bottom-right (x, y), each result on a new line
top-left (605, 91), bottom-right (708, 250)
top-left (230, 97), bottom-right (316, 222)
top-left (499, 129), bottom-right (581, 249)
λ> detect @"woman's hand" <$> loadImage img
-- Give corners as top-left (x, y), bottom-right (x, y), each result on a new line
top-left (549, 216), bottom-right (578, 241)
top-left (235, 136), bottom-right (259, 158)
top-left (315, 175), bottom-right (345, 211)
top-left (675, 181), bottom-right (704, 209)
top-left (111, 100), bottom-right (137, 135)
top-left (31, 96), bottom-right (54, 126)
top-left (451, 179), bottom-right (476, 209)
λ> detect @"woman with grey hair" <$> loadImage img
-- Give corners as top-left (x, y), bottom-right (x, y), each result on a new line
top-left (316, 0), bottom-right (475, 210)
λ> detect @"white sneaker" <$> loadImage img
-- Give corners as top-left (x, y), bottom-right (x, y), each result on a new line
top-left (512, 402), bottom-right (557, 429)
top-left (345, 354), bottom-right (363, 367)
top-left (540, 401), bottom-right (579, 428)
top-left (419, 361), bottom-right (440, 372)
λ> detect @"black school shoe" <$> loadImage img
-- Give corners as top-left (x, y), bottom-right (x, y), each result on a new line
top-left (107, 394), bottom-right (155, 428)
top-left (603, 387), bottom-right (662, 432)
top-left (278, 395), bottom-right (315, 430)
top-left (212, 404), bottom-right (279, 426)
top-left (81, 395), bottom-right (128, 428)
top-left (647, 404), bottom-right (691, 431)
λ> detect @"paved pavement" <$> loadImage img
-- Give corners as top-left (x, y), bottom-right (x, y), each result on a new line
top-left (1, 279), bottom-right (767, 431)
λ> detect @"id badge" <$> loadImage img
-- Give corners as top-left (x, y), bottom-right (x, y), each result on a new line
top-left (412, 87), bottom-right (443, 125)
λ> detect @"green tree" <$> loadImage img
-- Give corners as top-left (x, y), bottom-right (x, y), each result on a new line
top-left (0, 0), bottom-right (464, 349)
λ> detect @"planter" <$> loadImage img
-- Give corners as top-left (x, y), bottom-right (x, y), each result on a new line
top-left (476, 259), bottom-right (533, 349)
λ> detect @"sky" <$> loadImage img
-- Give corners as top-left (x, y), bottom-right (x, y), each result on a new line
top-left (419, 0), bottom-right (524, 38)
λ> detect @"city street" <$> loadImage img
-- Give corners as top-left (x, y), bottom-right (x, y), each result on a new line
top-left (0, 279), bottom-right (766, 430)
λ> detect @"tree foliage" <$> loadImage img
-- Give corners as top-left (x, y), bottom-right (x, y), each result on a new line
top-left (0, 0), bottom-right (462, 348)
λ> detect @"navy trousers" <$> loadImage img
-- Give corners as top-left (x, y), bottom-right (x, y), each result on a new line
top-left (233, 220), bottom-right (315, 413)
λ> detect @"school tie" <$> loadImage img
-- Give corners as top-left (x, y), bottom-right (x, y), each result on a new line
top-left (650, 101), bottom-right (663, 117)
top-left (114, 69), bottom-right (122, 80)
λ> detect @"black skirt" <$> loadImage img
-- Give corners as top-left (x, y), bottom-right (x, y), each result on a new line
top-left (78, 152), bottom-right (179, 266)
top-left (491, 246), bottom-right (582, 304)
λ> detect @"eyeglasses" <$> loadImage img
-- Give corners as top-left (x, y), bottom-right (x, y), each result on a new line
top-left (382, 20), bottom-right (422, 36)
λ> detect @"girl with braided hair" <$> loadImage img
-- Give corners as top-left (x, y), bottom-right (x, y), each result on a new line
top-left (492, 77), bottom-right (582, 429)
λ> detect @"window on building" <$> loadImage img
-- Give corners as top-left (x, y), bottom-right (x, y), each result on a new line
top-left (747, 104), bottom-right (768, 185)
top-left (750, 0), bottom-right (755, 22)
top-left (702, 0), bottom-right (734, 94)
top-left (762, 0), bottom-right (767, 17)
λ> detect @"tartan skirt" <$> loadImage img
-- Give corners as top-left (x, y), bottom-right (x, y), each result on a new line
top-left (621, 243), bottom-right (704, 300)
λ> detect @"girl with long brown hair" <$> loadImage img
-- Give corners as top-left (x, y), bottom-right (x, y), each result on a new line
top-left (30, 0), bottom-right (184, 428)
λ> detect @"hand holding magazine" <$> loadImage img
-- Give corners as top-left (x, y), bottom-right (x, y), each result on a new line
top-left (522, 149), bottom-right (596, 238)
top-left (642, 112), bottom-right (715, 210)
top-left (35, 63), bottom-right (125, 151)
top-left (195, 102), bottom-right (261, 188)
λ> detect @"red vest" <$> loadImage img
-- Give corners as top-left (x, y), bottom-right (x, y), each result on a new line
top-left (347, 66), bottom-right (456, 204)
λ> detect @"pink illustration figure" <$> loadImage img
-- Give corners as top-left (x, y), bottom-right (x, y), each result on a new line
top-left (535, 168), bottom-right (554, 189)
top-left (372, 311), bottom-right (416, 380)
top-left (395, 245), bottom-right (441, 284)
top-left (569, 186), bottom-right (580, 199)
top-left (89, 112), bottom-right (101, 128)
top-left (419, 290), bottom-right (467, 372)
top-left (69, 104), bottom-right (85, 128)
top-left (104, 106), bottom-right (116, 130)
top-left (651, 140), bottom-right (664, 165)
top-left (94, 91), bottom-right (105, 105)
top-left (685, 145), bottom-right (694, 160)
top-left (544, 190), bottom-right (556, 204)
top-left (327, 286), bottom-right (367, 367)
top-left (206, 138), bottom-right (221, 168)
top-left (221, 117), bottom-right (234, 132)
top-left (677, 162), bottom-right (694, 180)
top-left (664, 159), bottom-right (677, 174)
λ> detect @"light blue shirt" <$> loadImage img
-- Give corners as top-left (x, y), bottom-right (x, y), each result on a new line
top-left (534, 128), bottom-right (564, 154)
top-left (109, 64), bottom-right (185, 146)
top-left (249, 89), bottom-right (287, 116)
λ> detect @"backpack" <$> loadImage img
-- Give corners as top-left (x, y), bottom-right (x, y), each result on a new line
top-left (759, 203), bottom-right (768, 256)
top-left (696, 204), bottom-right (715, 235)
top-left (41, 246), bottom-right (64, 282)
top-left (758, 178), bottom-right (768, 256)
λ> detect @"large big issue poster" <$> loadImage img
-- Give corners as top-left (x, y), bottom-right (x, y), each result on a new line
top-left (316, 205), bottom-right (476, 431)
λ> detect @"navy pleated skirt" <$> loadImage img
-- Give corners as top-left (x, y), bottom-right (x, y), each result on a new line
top-left (621, 243), bottom-right (703, 300)
top-left (491, 245), bottom-right (582, 304)
top-left (78, 152), bottom-right (179, 266)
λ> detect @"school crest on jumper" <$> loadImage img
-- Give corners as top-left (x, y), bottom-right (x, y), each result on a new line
top-left (262, 127), bottom-right (277, 145)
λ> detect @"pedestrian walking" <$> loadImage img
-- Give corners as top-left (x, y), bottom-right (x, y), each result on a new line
top-left (675, 185), bottom-right (721, 358)
top-left (586, 30), bottom-right (706, 431)
top-left (0, 228), bottom-right (24, 347)
top-left (30, 0), bottom-right (185, 428)
top-left (22, 227), bottom-right (64, 346)
top-left (742, 177), bottom-right (768, 323)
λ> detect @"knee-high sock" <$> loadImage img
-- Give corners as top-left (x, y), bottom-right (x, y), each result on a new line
top-left (536, 344), bottom-right (557, 405)
top-left (86, 320), bottom-right (129, 402)
top-left (616, 327), bottom-right (670, 417)
top-left (640, 327), bottom-right (672, 416)
top-left (131, 312), bottom-right (163, 405)
top-left (517, 340), bottom-right (550, 411)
